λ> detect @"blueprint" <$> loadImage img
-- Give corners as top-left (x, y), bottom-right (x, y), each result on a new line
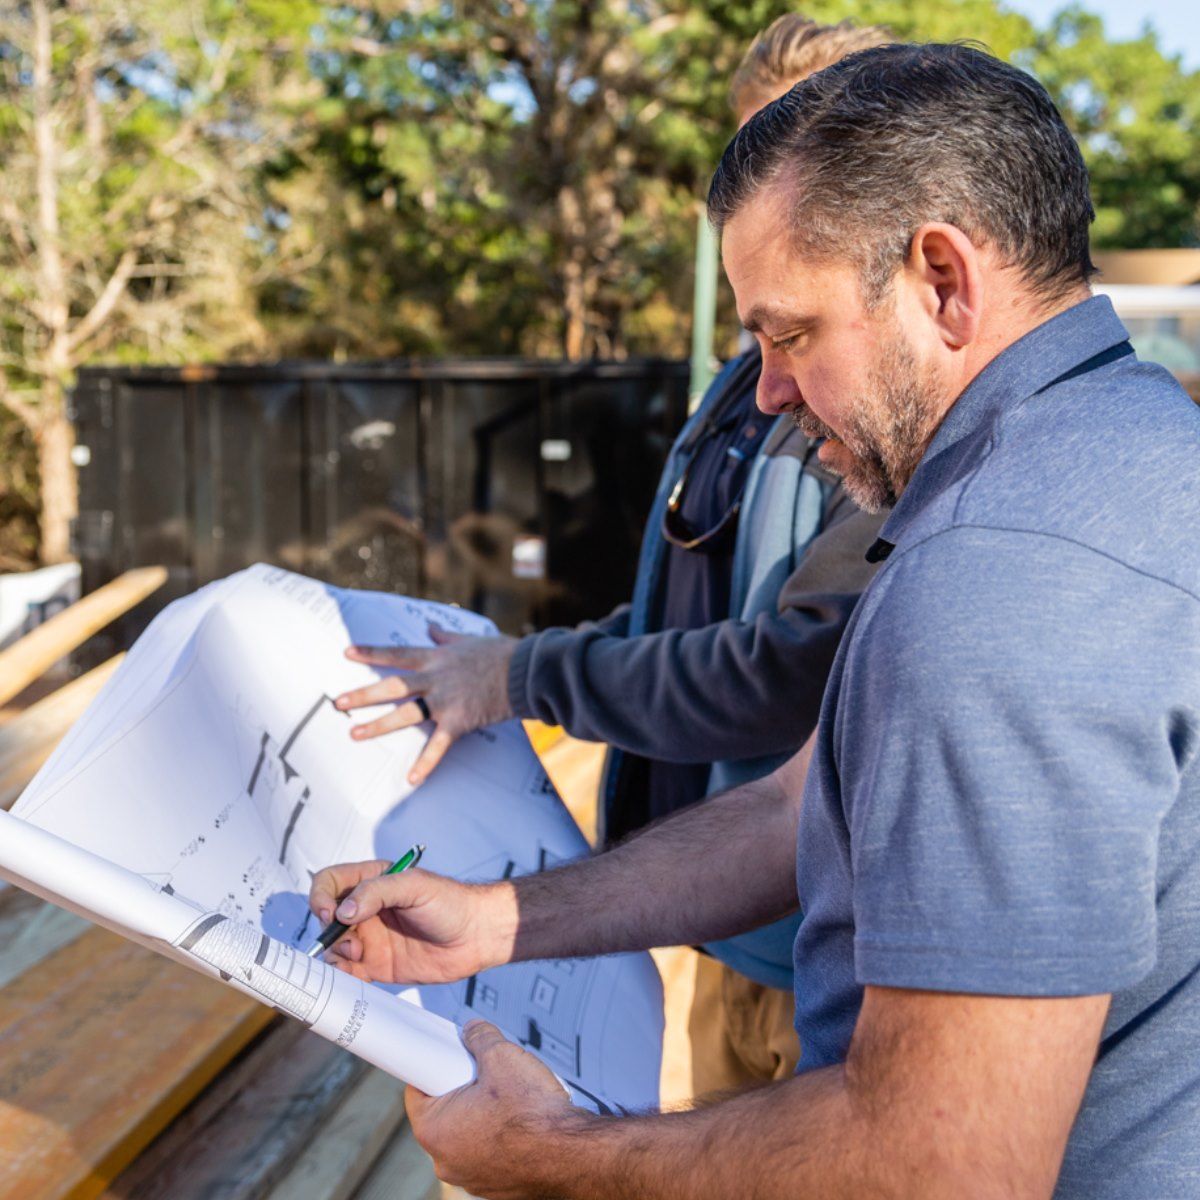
top-left (0, 564), bottom-right (663, 1113)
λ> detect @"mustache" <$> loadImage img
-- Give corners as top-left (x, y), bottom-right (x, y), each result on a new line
top-left (790, 404), bottom-right (839, 442)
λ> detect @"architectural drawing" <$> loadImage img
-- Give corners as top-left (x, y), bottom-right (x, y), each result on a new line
top-left (5, 565), bottom-right (664, 1112)
top-left (175, 910), bottom-right (335, 1025)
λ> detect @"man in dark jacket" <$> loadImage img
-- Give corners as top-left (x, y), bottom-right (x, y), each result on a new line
top-left (333, 15), bottom-right (889, 1094)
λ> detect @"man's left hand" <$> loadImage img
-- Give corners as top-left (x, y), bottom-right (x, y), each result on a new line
top-left (335, 624), bottom-right (517, 786)
top-left (407, 1020), bottom-right (586, 1199)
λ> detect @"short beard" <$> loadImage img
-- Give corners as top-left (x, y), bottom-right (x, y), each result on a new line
top-left (791, 335), bottom-right (941, 514)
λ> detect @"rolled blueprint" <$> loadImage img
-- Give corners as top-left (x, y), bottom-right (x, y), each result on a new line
top-left (0, 808), bottom-right (475, 1096)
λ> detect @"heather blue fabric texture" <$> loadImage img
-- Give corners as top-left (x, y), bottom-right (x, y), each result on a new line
top-left (793, 295), bottom-right (1200, 1198)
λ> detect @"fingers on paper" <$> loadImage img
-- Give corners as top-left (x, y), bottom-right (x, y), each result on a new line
top-left (427, 622), bottom-right (466, 646)
top-left (408, 726), bottom-right (455, 787)
top-left (335, 670), bottom-right (430, 713)
top-left (345, 644), bottom-right (433, 669)
top-left (349, 700), bottom-right (429, 741)
top-left (462, 1019), bottom-right (520, 1069)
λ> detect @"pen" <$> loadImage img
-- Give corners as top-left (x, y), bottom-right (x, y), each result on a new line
top-left (305, 843), bottom-right (425, 959)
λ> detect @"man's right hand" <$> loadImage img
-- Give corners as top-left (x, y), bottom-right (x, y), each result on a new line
top-left (308, 859), bottom-right (517, 986)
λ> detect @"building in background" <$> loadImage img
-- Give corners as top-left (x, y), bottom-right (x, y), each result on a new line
top-left (1095, 250), bottom-right (1200, 399)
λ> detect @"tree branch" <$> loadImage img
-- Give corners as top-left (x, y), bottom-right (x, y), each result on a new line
top-left (0, 198), bottom-right (35, 269)
top-left (33, 0), bottom-right (68, 349)
top-left (0, 375), bottom-right (44, 434)
top-left (66, 247), bottom-right (137, 356)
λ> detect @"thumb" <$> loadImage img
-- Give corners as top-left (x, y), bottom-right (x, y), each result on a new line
top-left (334, 869), bottom-right (422, 924)
top-left (461, 1019), bottom-right (511, 1065)
top-left (428, 621), bottom-right (467, 646)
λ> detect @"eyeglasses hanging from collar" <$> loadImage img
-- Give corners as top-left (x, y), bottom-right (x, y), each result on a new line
top-left (660, 420), bottom-right (747, 554)
top-left (661, 348), bottom-right (769, 554)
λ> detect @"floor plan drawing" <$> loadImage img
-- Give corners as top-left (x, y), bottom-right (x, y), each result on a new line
top-left (2, 564), bottom-right (664, 1113)
top-left (430, 844), bottom-right (654, 1113)
top-left (244, 694), bottom-right (344, 873)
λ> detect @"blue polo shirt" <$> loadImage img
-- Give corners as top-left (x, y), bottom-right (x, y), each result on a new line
top-left (793, 296), bottom-right (1200, 1197)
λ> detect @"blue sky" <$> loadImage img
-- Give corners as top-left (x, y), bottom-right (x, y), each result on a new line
top-left (1006, 0), bottom-right (1200, 69)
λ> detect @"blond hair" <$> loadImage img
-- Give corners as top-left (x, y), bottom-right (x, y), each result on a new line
top-left (730, 14), bottom-right (893, 115)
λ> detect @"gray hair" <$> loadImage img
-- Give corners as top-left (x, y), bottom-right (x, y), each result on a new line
top-left (708, 43), bottom-right (1097, 305)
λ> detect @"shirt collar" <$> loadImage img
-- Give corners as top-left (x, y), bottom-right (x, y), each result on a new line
top-left (868, 294), bottom-right (1131, 561)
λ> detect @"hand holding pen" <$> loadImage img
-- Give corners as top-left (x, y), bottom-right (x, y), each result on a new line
top-left (306, 843), bottom-right (424, 958)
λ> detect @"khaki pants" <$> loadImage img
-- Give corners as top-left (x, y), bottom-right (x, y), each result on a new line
top-left (657, 948), bottom-right (800, 1105)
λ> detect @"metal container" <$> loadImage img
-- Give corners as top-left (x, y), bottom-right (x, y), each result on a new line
top-left (70, 359), bottom-right (689, 655)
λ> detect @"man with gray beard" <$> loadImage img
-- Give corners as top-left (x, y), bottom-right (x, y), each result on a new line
top-left (787, 335), bottom-right (936, 513)
top-left (312, 42), bottom-right (1200, 1200)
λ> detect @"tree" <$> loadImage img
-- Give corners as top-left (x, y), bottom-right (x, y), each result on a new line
top-left (2, 0), bottom-right (1198, 567)
top-left (257, 1), bottom-right (728, 361)
top-left (1029, 6), bottom-right (1200, 249)
top-left (285, 0), bottom-right (1200, 363)
top-left (0, 0), bottom-right (317, 563)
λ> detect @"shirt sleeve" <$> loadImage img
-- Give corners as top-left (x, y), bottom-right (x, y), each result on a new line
top-left (585, 603), bottom-right (631, 639)
top-left (843, 525), bottom-right (1199, 997)
top-left (507, 486), bottom-right (885, 763)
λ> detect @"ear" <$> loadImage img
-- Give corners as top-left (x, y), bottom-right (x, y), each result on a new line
top-left (903, 223), bottom-right (983, 350)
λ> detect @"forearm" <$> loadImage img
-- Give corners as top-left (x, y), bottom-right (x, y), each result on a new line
top-left (535, 1068), bottom-right (857, 1200)
top-left (510, 611), bottom-right (844, 762)
top-left (509, 499), bottom-right (883, 765)
top-left (529, 1019), bottom-right (1073, 1200)
top-left (495, 749), bottom-right (809, 965)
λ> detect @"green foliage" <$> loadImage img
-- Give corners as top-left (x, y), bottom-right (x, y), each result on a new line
top-left (258, 0), bottom-right (1200, 360)
top-left (1029, 7), bottom-right (1200, 247)
top-left (0, 411), bottom-right (38, 569)
top-left (1, 0), bottom-right (1199, 565)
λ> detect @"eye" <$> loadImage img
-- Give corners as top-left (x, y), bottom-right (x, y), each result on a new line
top-left (772, 330), bottom-right (808, 353)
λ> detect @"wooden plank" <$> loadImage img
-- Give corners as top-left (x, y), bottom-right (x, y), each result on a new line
top-left (0, 655), bottom-right (124, 811)
top-left (350, 1120), bottom-right (441, 1200)
top-left (522, 719), bottom-right (564, 756)
top-left (268, 1069), bottom-right (408, 1200)
top-left (0, 926), bottom-right (274, 1200)
top-left (101, 1021), bottom-right (363, 1200)
top-left (0, 567), bottom-right (165, 709)
top-left (650, 945), bottom-right (703, 1109)
top-left (0, 673), bottom-right (68, 724)
top-left (0, 887), bottom-right (88, 990)
top-left (536, 733), bottom-right (605, 845)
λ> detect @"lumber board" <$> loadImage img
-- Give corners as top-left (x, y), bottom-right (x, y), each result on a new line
top-left (0, 567), bottom-right (165, 709)
top-left (0, 926), bottom-right (274, 1200)
top-left (0, 887), bottom-right (88, 990)
top-left (522, 719), bottom-right (564, 756)
top-left (267, 1069), bottom-right (408, 1200)
top-left (536, 733), bottom-right (605, 845)
top-left (350, 1118), bottom-right (441, 1200)
top-left (0, 654), bottom-right (124, 811)
top-left (101, 1021), bottom-right (363, 1200)
top-left (650, 945), bottom-right (703, 1109)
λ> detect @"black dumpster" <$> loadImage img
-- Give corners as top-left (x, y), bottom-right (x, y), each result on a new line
top-left (70, 359), bottom-right (690, 653)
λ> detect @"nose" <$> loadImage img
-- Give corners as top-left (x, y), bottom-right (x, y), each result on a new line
top-left (755, 355), bottom-right (802, 416)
